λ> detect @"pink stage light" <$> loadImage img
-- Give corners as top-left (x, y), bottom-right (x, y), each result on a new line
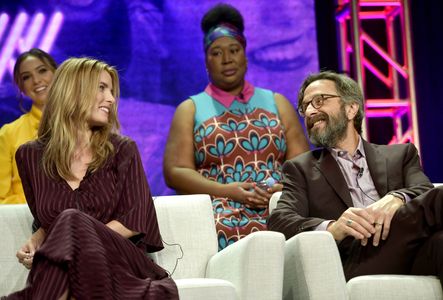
top-left (0, 14), bottom-right (9, 43)
top-left (0, 12), bottom-right (28, 82)
top-left (0, 11), bottom-right (63, 83)
top-left (18, 13), bottom-right (45, 53)
top-left (39, 12), bottom-right (63, 53)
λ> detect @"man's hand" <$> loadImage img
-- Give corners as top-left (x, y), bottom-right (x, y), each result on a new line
top-left (327, 207), bottom-right (376, 244)
top-left (365, 194), bottom-right (404, 246)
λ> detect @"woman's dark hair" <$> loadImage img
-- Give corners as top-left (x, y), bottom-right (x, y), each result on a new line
top-left (13, 48), bottom-right (57, 112)
top-left (201, 3), bottom-right (245, 34)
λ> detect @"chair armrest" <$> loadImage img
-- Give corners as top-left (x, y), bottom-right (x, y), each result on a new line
top-left (0, 204), bottom-right (33, 295)
top-left (283, 231), bottom-right (348, 300)
top-left (175, 278), bottom-right (237, 300)
top-left (269, 191), bottom-right (282, 214)
top-left (347, 275), bottom-right (442, 300)
top-left (206, 231), bottom-right (285, 300)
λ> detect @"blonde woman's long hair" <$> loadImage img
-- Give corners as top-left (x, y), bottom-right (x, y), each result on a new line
top-left (38, 57), bottom-right (121, 180)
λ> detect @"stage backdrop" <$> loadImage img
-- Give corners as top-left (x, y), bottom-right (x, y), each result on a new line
top-left (0, 0), bottom-right (318, 195)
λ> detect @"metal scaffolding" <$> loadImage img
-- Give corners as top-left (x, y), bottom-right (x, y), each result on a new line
top-left (335, 0), bottom-right (419, 151)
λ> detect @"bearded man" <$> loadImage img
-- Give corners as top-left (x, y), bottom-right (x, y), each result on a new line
top-left (268, 71), bottom-right (443, 285)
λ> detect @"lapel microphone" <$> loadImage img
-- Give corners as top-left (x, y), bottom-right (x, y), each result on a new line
top-left (357, 167), bottom-right (364, 178)
top-left (356, 166), bottom-right (377, 201)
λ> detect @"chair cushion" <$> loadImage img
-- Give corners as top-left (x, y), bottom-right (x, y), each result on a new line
top-left (175, 278), bottom-right (237, 300)
top-left (347, 274), bottom-right (443, 300)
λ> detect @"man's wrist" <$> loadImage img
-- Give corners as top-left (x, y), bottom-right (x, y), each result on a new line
top-left (389, 191), bottom-right (406, 203)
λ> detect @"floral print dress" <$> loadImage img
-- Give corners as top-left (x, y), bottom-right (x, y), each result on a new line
top-left (191, 83), bottom-right (287, 250)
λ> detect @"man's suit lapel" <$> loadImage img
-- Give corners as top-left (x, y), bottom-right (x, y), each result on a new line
top-left (316, 149), bottom-right (354, 207)
top-left (363, 140), bottom-right (388, 197)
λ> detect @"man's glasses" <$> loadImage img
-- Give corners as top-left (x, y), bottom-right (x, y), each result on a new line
top-left (298, 94), bottom-right (341, 117)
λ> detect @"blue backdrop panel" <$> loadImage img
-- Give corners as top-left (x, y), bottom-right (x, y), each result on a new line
top-left (0, 0), bottom-right (318, 195)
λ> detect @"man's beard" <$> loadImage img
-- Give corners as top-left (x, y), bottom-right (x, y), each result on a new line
top-left (306, 106), bottom-right (348, 148)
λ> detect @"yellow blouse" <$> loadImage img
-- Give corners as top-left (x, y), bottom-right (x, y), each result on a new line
top-left (0, 105), bottom-right (42, 204)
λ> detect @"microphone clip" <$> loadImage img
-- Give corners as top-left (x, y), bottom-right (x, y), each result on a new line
top-left (357, 167), bottom-right (364, 178)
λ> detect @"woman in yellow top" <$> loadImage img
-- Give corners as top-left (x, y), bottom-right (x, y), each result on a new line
top-left (0, 48), bottom-right (57, 204)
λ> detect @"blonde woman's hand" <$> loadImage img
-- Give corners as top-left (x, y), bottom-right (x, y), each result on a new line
top-left (16, 228), bottom-right (46, 269)
top-left (17, 242), bottom-right (36, 269)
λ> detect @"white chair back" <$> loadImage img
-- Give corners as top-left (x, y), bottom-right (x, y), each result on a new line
top-left (151, 194), bottom-right (218, 279)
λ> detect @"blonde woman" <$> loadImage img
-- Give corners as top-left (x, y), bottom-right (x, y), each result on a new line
top-left (0, 48), bottom-right (56, 204)
top-left (3, 58), bottom-right (178, 299)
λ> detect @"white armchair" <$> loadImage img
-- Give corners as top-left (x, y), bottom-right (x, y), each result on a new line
top-left (0, 194), bottom-right (285, 300)
top-left (269, 191), bottom-right (443, 300)
top-left (152, 194), bottom-right (285, 300)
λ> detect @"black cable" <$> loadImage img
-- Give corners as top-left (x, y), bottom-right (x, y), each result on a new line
top-left (355, 170), bottom-right (378, 202)
top-left (161, 238), bottom-right (184, 277)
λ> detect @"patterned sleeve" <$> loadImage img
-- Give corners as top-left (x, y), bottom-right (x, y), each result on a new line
top-left (114, 138), bottom-right (163, 253)
top-left (15, 143), bottom-right (41, 228)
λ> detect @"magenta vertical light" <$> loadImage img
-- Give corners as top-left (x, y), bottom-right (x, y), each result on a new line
top-left (0, 12), bottom-right (28, 82)
top-left (0, 13), bottom-right (10, 44)
top-left (18, 12), bottom-right (45, 53)
top-left (39, 12), bottom-right (63, 53)
top-left (0, 11), bottom-right (64, 83)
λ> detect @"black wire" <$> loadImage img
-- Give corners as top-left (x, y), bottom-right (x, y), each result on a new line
top-left (356, 175), bottom-right (378, 202)
top-left (161, 238), bottom-right (184, 277)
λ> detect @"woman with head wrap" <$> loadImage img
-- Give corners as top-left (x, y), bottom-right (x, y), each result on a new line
top-left (164, 3), bottom-right (309, 250)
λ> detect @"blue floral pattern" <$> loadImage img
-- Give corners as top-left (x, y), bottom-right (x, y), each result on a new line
top-left (194, 104), bottom-right (287, 250)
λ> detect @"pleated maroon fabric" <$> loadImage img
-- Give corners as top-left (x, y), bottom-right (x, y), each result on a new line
top-left (3, 134), bottom-right (178, 299)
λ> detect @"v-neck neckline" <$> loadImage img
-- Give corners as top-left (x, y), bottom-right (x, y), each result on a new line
top-left (61, 171), bottom-right (91, 192)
